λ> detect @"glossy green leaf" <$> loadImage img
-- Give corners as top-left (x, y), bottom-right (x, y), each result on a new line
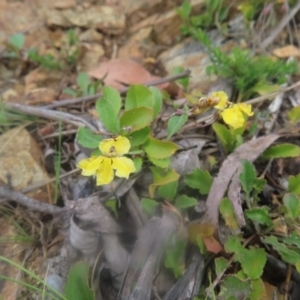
top-left (77, 127), bottom-right (102, 148)
top-left (129, 126), bottom-right (151, 148)
top-left (262, 143), bottom-right (300, 159)
top-left (175, 195), bottom-right (197, 209)
top-left (184, 168), bottom-right (213, 195)
top-left (283, 193), bottom-right (300, 220)
top-left (157, 181), bottom-right (178, 200)
top-left (288, 174), bottom-right (300, 194)
top-left (144, 137), bottom-right (178, 159)
top-left (219, 198), bottom-right (239, 230)
top-left (120, 107), bottom-right (153, 132)
top-left (212, 123), bottom-right (235, 153)
top-left (166, 114), bottom-right (188, 140)
top-left (282, 231), bottom-right (300, 248)
top-left (103, 86), bottom-right (122, 116)
top-left (149, 167), bottom-right (179, 198)
top-left (288, 106), bottom-right (300, 123)
top-left (263, 236), bottom-right (300, 266)
top-left (240, 248), bottom-right (266, 279)
top-left (96, 98), bottom-right (120, 134)
top-left (141, 198), bottom-right (158, 216)
top-left (65, 261), bottom-right (94, 300)
top-left (239, 160), bottom-right (256, 196)
top-left (149, 86), bottom-right (163, 118)
top-left (125, 85), bottom-right (154, 110)
top-left (245, 206), bottom-right (272, 226)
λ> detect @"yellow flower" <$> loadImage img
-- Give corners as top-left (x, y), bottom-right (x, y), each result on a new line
top-left (78, 136), bottom-right (136, 185)
top-left (210, 91), bottom-right (254, 129)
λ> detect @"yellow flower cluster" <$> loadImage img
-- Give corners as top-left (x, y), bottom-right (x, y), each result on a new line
top-left (211, 91), bottom-right (254, 129)
top-left (78, 136), bottom-right (136, 185)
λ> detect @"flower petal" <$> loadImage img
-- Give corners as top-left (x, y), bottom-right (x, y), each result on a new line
top-left (236, 103), bottom-right (254, 116)
top-left (112, 157), bottom-right (136, 178)
top-left (96, 157), bottom-right (114, 185)
top-left (221, 107), bottom-right (245, 129)
top-left (78, 156), bottom-right (104, 176)
top-left (99, 136), bottom-right (131, 157)
top-left (211, 91), bottom-right (229, 110)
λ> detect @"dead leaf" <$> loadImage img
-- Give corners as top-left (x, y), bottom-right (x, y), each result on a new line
top-left (88, 58), bottom-right (164, 89)
top-left (205, 134), bottom-right (279, 230)
top-left (273, 45), bottom-right (300, 58)
top-left (25, 88), bottom-right (57, 105)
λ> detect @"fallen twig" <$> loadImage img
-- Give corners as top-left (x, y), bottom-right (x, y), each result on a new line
top-left (44, 70), bottom-right (191, 109)
top-left (4, 102), bottom-right (97, 131)
top-left (260, 0), bottom-right (300, 49)
top-left (0, 186), bottom-right (66, 214)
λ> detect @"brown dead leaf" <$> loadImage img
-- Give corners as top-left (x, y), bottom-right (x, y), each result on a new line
top-left (188, 222), bottom-right (223, 254)
top-left (204, 134), bottom-right (279, 230)
top-left (53, 0), bottom-right (76, 9)
top-left (273, 45), bottom-right (300, 58)
top-left (25, 88), bottom-right (57, 105)
top-left (88, 58), bottom-right (164, 89)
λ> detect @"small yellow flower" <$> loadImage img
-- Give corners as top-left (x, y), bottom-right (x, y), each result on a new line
top-left (210, 91), bottom-right (254, 129)
top-left (78, 136), bottom-right (136, 185)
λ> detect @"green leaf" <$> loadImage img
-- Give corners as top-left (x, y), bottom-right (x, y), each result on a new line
top-left (252, 82), bottom-right (280, 96)
top-left (149, 167), bottom-right (179, 198)
top-left (262, 143), bottom-right (300, 159)
top-left (149, 86), bottom-right (163, 118)
top-left (65, 261), bottom-right (95, 300)
top-left (149, 157), bottom-right (171, 168)
top-left (219, 198), bottom-right (239, 230)
top-left (176, 1), bottom-right (191, 20)
top-left (283, 193), bottom-right (300, 220)
top-left (288, 174), bottom-right (300, 194)
top-left (77, 72), bottom-right (90, 95)
top-left (120, 107), bottom-right (153, 132)
top-left (288, 106), bottom-right (300, 123)
top-left (165, 239), bottom-right (186, 279)
top-left (218, 275), bottom-right (252, 300)
top-left (240, 248), bottom-right (266, 279)
top-left (157, 181), bottom-right (178, 200)
top-left (245, 206), bottom-right (272, 226)
top-left (77, 127), bottom-right (102, 148)
top-left (133, 157), bottom-right (142, 172)
top-left (196, 236), bottom-right (207, 254)
top-left (184, 169), bottom-right (213, 195)
top-left (144, 137), bottom-right (178, 159)
top-left (105, 199), bottom-right (118, 218)
top-left (249, 278), bottom-right (265, 300)
top-left (166, 114), bottom-right (188, 140)
top-left (215, 257), bottom-right (229, 276)
top-left (103, 86), bottom-right (122, 116)
top-left (282, 231), bottom-right (300, 248)
top-left (173, 66), bottom-right (189, 89)
top-left (263, 236), bottom-right (300, 265)
top-left (224, 236), bottom-right (244, 262)
top-left (96, 98), bottom-right (120, 134)
top-left (212, 123), bottom-right (235, 153)
top-left (141, 198), bottom-right (158, 216)
top-left (9, 33), bottom-right (25, 50)
top-left (125, 85), bottom-right (154, 110)
top-left (239, 160), bottom-right (256, 196)
top-left (175, 195), bottom-right (197, 209)
top-left (129, 127), bottom-right (150, 148)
